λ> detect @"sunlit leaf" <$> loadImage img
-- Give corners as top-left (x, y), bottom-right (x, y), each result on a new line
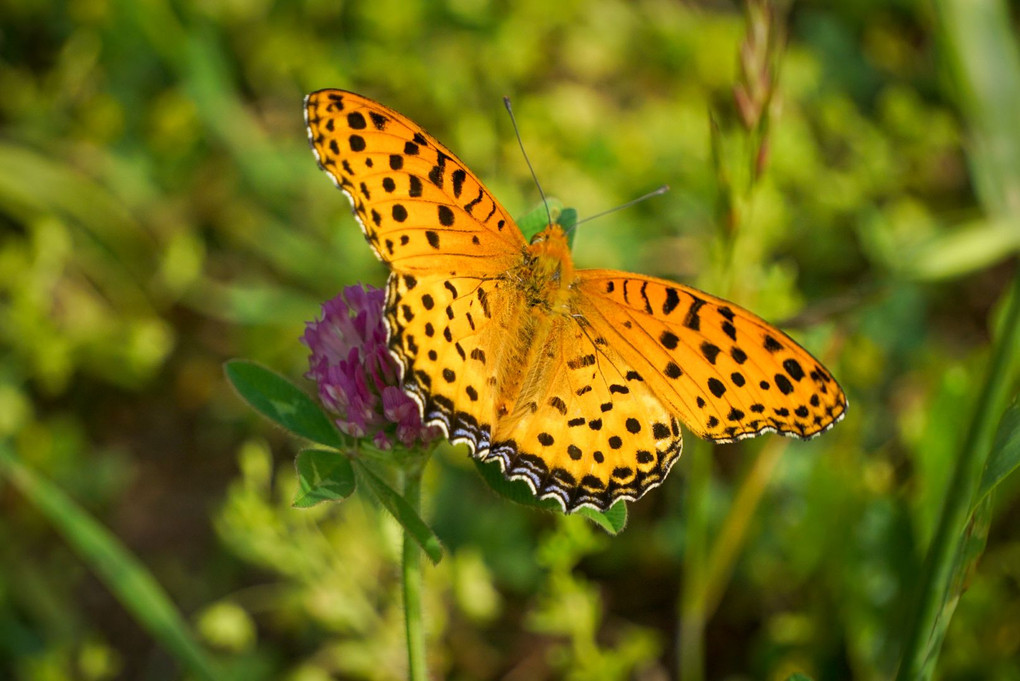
top-left (976, 398), bottom-right (1020, 504)
top-left (905, 218), bottom-right (1020, 281)
top-left (516, 198), bottom-right (564, 242)
top-left (576, 500), bottom-right (628, 535)
top-left (293, 449), bottom-right (357, 508)
top-left (224, 360), bottom-right (344, 449)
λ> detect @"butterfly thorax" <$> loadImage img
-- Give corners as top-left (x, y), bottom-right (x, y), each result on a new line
top-left (519, 224), bottom-right (576, 312)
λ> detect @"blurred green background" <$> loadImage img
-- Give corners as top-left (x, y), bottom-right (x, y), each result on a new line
top-left (1, 0), bottom-right (1019, 679)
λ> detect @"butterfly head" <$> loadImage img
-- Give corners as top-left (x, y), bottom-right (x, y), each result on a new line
top-left (525, 223), bottom-right (575, 291)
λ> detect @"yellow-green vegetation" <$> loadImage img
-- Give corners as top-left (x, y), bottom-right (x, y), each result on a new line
top-left (1, 1), bottom-right (1018, 680)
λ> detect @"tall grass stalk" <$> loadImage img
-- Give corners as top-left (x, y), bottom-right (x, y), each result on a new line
top-left (896, 0), bottom-right (1020, 676)
top-left (895, 268), bottom-right (1020, 679)
top-left (0, 444), bottom-right (223, 681)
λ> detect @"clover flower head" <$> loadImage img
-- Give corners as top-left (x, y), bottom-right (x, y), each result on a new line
top-left (303, 284), bottom-right (440, 449)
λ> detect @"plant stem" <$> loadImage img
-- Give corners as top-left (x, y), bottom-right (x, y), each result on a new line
top-left (678, 442), bottom-right (711, 681)
top-left (702, 437), bottom-right (787, 618)
top-left (895, 265), bottom-right (1020, 680)
top-left (402, 457), bottom-right (427, 681)
top-left (897, 0), bottom-right (1020, 676)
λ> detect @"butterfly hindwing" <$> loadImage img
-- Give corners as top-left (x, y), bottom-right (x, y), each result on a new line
top-left (385, 272), bottom-right (512, 450)
top-left (483, 312), bottom-right (683, 510)
top-left (305, 89), bottom-right (525, 276)
top-left (575, 270), bottom-right (847, 443)
top-left (387, 270), bottom-right (685, 512)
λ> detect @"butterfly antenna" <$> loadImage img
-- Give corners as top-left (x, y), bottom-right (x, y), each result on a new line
top-left (504, 96), bottom-right (553, 228)
top-left (573, 185), bottom-right (670, 226)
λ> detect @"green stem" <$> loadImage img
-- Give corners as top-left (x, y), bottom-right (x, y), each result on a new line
top-left (895, 265), bottom-right (1020, 680)
top-left (402, 457), bottom-right (427, 681)
top-left (702, 437), bottom-right (786, 618)
top-left (678, 442), bottom-right (711, 681)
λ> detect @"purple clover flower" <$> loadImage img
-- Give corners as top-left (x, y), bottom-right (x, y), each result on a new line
top-left (303, 284), bottom-right (440, 449)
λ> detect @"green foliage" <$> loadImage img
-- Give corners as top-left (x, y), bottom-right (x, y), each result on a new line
top-left (517, 198), bottom-right (564, 241)
top-left (473, 457), bottom-right (628, 534)
top-left (225, 360), bottom-right (345, 449)
top-left (354, 458), bottom-right (443, 565)
top-left (292, 448), bottom-right (356, 508)
top-left (0, 443), bottom-right (222, 680)
top-left (526, 517), bottom-right (661, 680)
top-left (979, 400), bottom-right (1020, 503)
top-left (224, 359), bottom-right (442, 566)
top-left (1, 0), bottom-right (1019, 679)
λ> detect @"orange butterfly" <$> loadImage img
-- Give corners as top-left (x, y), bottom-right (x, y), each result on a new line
top-left (305, 90), bottom-right (847, 512)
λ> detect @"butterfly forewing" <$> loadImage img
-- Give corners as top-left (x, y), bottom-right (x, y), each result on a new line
top-left (305, 89), bottom-right (526, 276)
top-left (575, 270), bottom-right (847, 442)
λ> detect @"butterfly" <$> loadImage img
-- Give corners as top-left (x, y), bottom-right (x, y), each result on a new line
top-left (305, 89), bottom-right (847, 512)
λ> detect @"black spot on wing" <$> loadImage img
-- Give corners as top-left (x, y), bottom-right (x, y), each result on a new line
top-left (708, 378), bottom-right (726, 398)
top-left (663, 288), bottom-right (680, 315)
top-left (640, 282), bottom-right (652, 313)
top-left (451, 169), bottom-right (466, 198)
top-left (408, 175), bottom-right (423, 197)
top-left (346, 111), bottom-right (366, 129)
top-left (700, 342), bottom-right (721, 364)
top-left (464, 187), bottom-right (484, 214)
top-left (783, 358), bottom-right (805, 381)
top-left (684, 296), bottom-right (706, 330)
top-left (438, 205), bottom-right (454, 226)
top-left (429, 151), bottom-right (449, 187)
